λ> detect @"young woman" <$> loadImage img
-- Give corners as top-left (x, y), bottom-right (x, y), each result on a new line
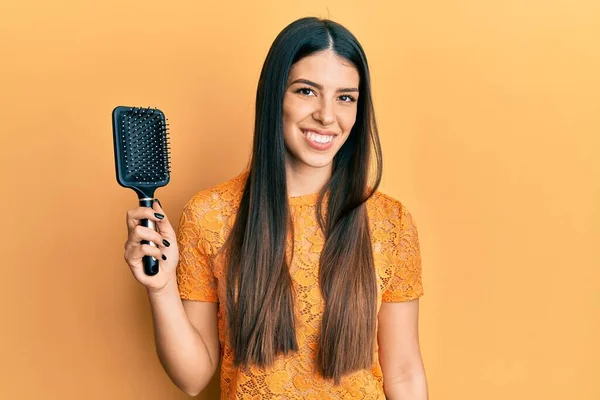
top-left (124, 17), bottom-right (428, 399)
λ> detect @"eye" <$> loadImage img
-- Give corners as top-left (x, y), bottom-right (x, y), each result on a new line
top-left (295, 87), bottom-right (316, 96)
top-left (339, 94), bottom-right (357, 103)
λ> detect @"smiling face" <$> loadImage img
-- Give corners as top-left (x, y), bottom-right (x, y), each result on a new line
top-left (282, 49), bottom-right (360, 175)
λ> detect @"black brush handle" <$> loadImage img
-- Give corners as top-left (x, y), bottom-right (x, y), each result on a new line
top-left (139, 198), bottom-right (160, 276)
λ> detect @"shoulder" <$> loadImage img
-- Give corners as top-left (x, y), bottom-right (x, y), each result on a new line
top-left (183, 170), bottom-right (248, 218)
top-left (367, 190), bottom-right (404, 220)
top-left (367, 189), bottom-right (419, 233)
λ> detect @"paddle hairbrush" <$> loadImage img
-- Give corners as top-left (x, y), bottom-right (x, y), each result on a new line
top-left (112, 106), bottom-right (171, 276)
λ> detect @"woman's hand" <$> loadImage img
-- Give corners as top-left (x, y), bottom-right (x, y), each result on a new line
top-left (123, 199), bottom-right (180, 294)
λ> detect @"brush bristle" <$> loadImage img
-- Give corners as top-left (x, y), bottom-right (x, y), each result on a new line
top-left (118, 106), bottom-right (170, 184)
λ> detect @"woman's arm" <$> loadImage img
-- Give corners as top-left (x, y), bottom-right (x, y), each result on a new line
top-left (378, 298), bottom-right (428, 400)
top-left (148, 281), bottom-right (220, 397)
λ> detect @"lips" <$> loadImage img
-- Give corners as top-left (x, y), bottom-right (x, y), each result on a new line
top-left (301, 129), bottom-right (336, 151)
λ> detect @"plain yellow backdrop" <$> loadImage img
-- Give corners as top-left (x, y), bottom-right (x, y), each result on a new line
top-left (1, 0), bottom-right (598, 399)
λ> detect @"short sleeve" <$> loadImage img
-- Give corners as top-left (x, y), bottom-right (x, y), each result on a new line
top-left (175, 197), bottom-right (219, 302)
top-left (381, 204), bottom-right (424, 302)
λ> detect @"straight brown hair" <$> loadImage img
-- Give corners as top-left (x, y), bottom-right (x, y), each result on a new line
top-left (223, 17), bottom-right (382, 384)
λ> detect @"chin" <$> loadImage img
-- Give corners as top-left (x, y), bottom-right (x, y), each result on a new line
top-left (298, 154), bottom-right (335, 169)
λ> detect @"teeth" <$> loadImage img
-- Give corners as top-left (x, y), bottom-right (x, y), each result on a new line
top-left (304, 131), bottom-right (334, 144)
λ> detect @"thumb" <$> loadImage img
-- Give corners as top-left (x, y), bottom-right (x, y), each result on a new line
top-left (152, 198), bottom-right (163, 212)
top-left (152, 198), bottom-right (176, 238)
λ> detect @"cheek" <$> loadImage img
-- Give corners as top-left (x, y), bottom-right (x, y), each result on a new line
top-left (284, 95), bottom-right (315, 125)
top-left (282, 98), bottom-right (302, 141)
top-left (282, 97), bottom-right (293, 125)
top-left (338, 107), bottom-right (358, 134)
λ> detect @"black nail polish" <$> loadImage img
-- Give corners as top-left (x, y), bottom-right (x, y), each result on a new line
top-left (161, 254), bottom-right (167, 261)
top-left (162, 239), bottom-right (170, 247)
top-left (154, 198), bottom-right (162, 207)
top-left (154, 213), bottom-right (164, 220)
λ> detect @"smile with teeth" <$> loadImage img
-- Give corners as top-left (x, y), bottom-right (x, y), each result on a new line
top-left (302, 130), bottom-right (334, 143)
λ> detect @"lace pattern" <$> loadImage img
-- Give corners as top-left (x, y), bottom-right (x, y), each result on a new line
top-left (176, 172), bottom-right (424, 399)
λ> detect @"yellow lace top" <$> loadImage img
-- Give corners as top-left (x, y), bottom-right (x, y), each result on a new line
top-left (176, 172), bottom-right (424, 399)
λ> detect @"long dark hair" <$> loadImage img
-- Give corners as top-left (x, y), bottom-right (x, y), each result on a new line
top-left (223, 16), bottom-right (383, 384)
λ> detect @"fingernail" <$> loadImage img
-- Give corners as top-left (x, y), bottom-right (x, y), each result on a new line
top-left (161, 254), bottom-right (167, 261)
top-left (162, 239), bottom-right (170, 247)
top-left (154, 213), bottom-right (164, 220)
top-left (154, 198), bottom-right (162, 207)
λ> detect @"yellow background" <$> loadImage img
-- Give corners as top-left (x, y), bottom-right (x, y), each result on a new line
top-left (1, 0), bottom-right (598, 399)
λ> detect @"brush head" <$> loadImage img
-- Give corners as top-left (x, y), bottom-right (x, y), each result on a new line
top-left (112, 106), bottom-right (171, 199)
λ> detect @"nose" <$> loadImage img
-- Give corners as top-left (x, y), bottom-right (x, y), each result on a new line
top-left (313, 97), bottom-right (335, 126)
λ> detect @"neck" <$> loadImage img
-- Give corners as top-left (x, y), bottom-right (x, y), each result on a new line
top-left (285, 158), bottom-right (332, 197)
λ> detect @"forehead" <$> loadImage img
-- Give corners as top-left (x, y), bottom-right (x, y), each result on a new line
top-left (287, 50), bottom-right (359, 86)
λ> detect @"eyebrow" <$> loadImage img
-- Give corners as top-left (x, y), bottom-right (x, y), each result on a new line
top-left (289, 78), bottom-right (359, 93)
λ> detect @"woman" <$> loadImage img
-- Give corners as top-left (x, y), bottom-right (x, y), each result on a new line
top-left (124, 17), bottom-right (428, 399)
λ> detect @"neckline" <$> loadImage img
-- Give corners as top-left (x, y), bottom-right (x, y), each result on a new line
top-left (236, 169), bottom-right (322, 207)
top-left (288, 192), bottom-right (319, 206)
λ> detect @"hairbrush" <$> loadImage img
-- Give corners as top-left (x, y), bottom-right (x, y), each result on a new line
top-left (112, 106), bottom-right (171, 276)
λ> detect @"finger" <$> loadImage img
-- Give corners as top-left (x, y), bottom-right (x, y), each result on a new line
top-left (152, 199), bottom-right (164, 216)
top-left (136, 243), bottom-right (164, 261)
top-left (153, 198), bottom-right (163, 212)
top-left (152, 199), bottom-right (176, 239)
top-left (126, 243), bottom-right (164, 267)
top-left (126, 207), bottom-right (165, 232)
top-left (130, 225), bottom-right (168, 248)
